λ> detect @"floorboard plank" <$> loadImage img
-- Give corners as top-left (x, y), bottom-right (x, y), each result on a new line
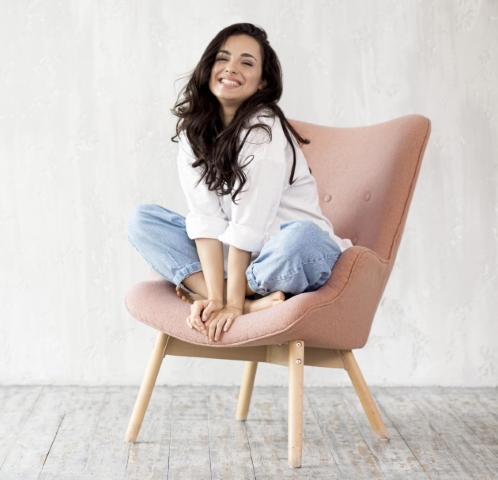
top-left (308, 388), bottom-right (384, 479)
top-left (0, 386), bottom-right (43, 469)
top-left (411, 391), bottom-right (498, 479)
top-left (125, 386), bottom-right (173, 479)
top-left (377, 389), bottom-right (474, 479)
top-left (82, 386), bottom-right (134, 477)
top-left (39, 387), bottom-right (107, 477)
top-left (167, 386), bottom-right (211, 480)
top-left (475, 389), bottom-right (498, 418)
top-left (208, 387), bottom-right (255, 480)
top-left (341, 388), bottom-right (430, 480)
top-left (443, 390), bottom-right (498, 459)
top-left (475, 388), bottom-right (498, 454)
top-left (1, 386), bottom-right (72, 478)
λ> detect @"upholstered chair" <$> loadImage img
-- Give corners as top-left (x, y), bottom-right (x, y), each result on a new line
top-left (124, 114), bottom-right (431, 468)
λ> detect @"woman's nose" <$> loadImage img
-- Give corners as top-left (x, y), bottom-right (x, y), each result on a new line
top-left (225, 61), bottom-right (238, 74)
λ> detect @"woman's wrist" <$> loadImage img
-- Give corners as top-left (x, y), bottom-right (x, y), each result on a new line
top-left (207, 295), bottom-right (224, 305)
top-left (194, 238), bottom-right (225, 304)
top-left (224, 303), bottom-right (244, 315)
top-left (225, 287), bottom-right (245, 312)
top-left (224, 301), bottom-right (243, 313)
top-left (206, 283), bottom-right (224, 305)
top-left (225, 244), bottom-right (251, 314)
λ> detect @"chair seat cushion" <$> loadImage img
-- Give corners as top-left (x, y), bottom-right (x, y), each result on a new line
top-left (125, 246), bottom-right (390, 350)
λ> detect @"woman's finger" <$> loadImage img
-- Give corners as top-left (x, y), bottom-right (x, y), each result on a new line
top-left (188, 304), bottom-right (205, 332)
top-left (203, 313), bottom-right (218, 337)
top-left (214, 318), bottom-right (227, 341)
top-left (223, 314), bottom-right (235, 332)
top-left (190, 301), bottom-right (206, 331)
top-left (187, 314), bottom-right (202, 333)
top-left (202, 300), bottom-right (222, 322)
top-left (202, 304), bottom-right (214, 322)
top-left (208, 315), bottom-right (222, 341)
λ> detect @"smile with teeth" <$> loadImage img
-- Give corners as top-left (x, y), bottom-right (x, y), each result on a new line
top-left (220, 78), bottom-right (241, 87)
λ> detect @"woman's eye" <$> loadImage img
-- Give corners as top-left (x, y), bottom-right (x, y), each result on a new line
top-left (242, 62), bottom-right (253, 67)
top-left (216, 56), bottom-right (227, 61)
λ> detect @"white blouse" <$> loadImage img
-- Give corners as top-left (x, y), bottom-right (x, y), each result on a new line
top-left (177, 113), bottom-right (353, 266)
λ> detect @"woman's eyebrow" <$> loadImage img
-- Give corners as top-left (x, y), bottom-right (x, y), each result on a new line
top-left (218, 49), bottom-right (258, 62)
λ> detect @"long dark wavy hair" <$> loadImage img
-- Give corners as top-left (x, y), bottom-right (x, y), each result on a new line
top-left (171, 23), bottom-right (309, 202)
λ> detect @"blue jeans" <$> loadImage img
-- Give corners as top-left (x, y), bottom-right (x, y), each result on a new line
top-left (126, 204), bottom-right (342, 296)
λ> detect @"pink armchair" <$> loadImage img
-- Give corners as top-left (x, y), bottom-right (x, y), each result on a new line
top-left (124, 114), bottom-right (431, 468)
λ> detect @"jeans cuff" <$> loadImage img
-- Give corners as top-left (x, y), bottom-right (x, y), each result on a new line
top-left (173, 261), bottom-right (203, 293)
top-left (246, 266), bottom-right (269, 296)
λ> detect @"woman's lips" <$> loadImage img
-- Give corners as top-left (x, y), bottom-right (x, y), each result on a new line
top-left (219, 78), bottom-right (241, 88)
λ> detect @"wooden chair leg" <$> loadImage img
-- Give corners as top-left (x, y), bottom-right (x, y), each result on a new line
top-left (341, 349), bottom-right (389, 440)
top-left (288, 340), bottom-right (304, 468)
top-left (124, 332), bottom-right (169, 442)
top-left (235, 361), bottom-right (258, 421)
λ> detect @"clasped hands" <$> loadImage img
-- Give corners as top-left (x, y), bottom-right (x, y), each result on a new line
top-left (186, 298), bottom-right (242, 342)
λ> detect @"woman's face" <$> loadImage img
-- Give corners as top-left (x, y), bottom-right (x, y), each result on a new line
top-left (209, 34), bottom-right (266, 114)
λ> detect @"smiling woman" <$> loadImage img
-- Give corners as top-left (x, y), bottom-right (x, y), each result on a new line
top-left (126, 23), bottom-right (353, 342)
top-left (208, 35), bottom-right (267, 125)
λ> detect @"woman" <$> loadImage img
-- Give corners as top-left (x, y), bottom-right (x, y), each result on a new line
top-left (126, 23), bottom-right (352, 343)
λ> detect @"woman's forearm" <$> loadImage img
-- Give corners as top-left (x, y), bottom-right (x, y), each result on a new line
top-left (195, 238), bottom-right (225, 302)
top-left (226, 245), bottom-right (252, 311)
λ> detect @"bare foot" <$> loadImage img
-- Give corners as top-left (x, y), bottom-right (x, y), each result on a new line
top-left (177, 286), bottom-right (285, 314)
top-left (244, 291), bottom-right (285, 314)
top-left (176, 286), bottom-right (205, 304)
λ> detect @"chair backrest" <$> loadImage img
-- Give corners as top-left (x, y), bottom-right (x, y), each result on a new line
top-left (290, 115), bottom-right (431, 262)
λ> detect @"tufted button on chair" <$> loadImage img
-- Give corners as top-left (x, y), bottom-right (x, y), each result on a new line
top-left (124, 114), bottom-right (431, 468)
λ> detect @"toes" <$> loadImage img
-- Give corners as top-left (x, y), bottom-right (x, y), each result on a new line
top-left (269, 291), bottom-right (285, 304)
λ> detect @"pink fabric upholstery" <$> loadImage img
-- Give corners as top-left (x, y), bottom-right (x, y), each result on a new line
top-left (125, 114), bottom-right (431, 349)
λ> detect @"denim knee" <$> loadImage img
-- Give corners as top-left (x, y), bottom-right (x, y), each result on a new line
top-left (126, 204), bottom-right (181, 245)
top-left (278, 220), bottom-right (338, 260)
top-left (125, 204), bottom-right (201, 288)
top-left (246, 220), bottom-right (342, 296)
top-left (126, 204), bottom-right (150, 244)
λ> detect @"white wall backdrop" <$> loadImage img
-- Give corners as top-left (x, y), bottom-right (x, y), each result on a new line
top-left (1, 0), bottom-right (497, 386)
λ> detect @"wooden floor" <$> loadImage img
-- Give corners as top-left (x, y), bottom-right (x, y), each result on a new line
top-left (0, 386), bottom-right (497, 479)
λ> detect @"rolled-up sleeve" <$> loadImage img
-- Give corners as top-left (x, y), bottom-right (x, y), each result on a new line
top-left (178, 134), bottom-right (228, 240)
top-left (218, 117), bottom-right (288, 253)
